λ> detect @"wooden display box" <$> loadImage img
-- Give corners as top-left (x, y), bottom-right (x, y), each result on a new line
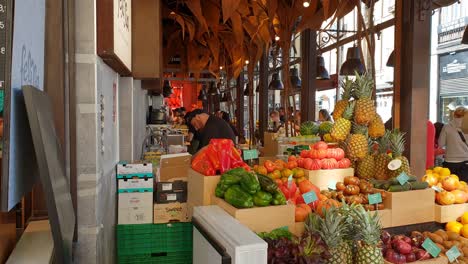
top-left (434, 203), bottom-right (468, 223)
top-left (213, 197), bottom-right (295, 233)
top-left (305, 168), bottom-right (354, 190)
top-left (383, 189), bottom-right (435, 227)
top-left (263, 132), bottom-right (278, 156)
top-left (384, 256), bottom-right (448, 264)
top-left (187, 169), bottom-right (220, 207)
top-left (290, 222), bottom-right (305, 237)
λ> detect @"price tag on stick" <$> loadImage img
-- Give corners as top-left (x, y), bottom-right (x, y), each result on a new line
top-left (287, 175), bottom-right (293, 188)
top-left (302, 191), bottom-right (318, 204)
top-left (397, 172), bottom-right (410, 185)
top-left (368, 193), bottom-right (382, 205)
top-left (328, 181), bottom-right (337, 190)
top-left (243, 149), bottom-right (258, 160)
top-left (446, 246), bottom-right (461, 262)
top-left (422, 238), bottom-right (441, 258)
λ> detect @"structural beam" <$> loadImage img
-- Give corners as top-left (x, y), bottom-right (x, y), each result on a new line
top-left (258, 51), bottom-right (269, 144)
top-left (236, 75), bottom-right (245, 137)
top-left (301, 30), bottom-right (317, 121)
top-left (394, 0), bottom-right (431, 177)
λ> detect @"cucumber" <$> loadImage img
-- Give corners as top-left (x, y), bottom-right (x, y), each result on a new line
top-left (388, 175), bottom-right (418, 185)
top-left (387, 181), bottom-right (429, 192)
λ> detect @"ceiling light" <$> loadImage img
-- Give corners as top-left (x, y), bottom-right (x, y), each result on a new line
top-left (339, 46), bottom-right (365, 76)
top-left (289, 68), bottom-right (302, 90)
top-left (303, 1), bottom-right (310, 8)
top-left (170, 11), bottom-right (175, 15)
top-left (275, 36), bottom-right (280, 41)
top-left (219, 66), bottom-right (223, 70)
top-left (386, 50), bottom-right (395, 67)
top-left (268, 73), bottom-right (284, 90)
top-left (316, 55), bottom-right (330, 80)
top-left (245, 60), bottom-right (250, 65)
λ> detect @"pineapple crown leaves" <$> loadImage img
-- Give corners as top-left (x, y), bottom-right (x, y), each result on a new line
top-left (352, 205), bottom-right (382, 246)
top-left (342, 101), bottom-right (356, 120)
top-left (377, 130), bottom-right (391, 154)
top-left (352, 123), bottom-right (369, 136)
top-left (367, 138), bottom-right (377, 155)
top-left (307, 208), bottom-right (348, 249)
top-left (389, 129), bottom-right (406, 157)
top-left (353, 72), bottom-right (374, 100)
top-left (340, 77), bottom-right (354, 100)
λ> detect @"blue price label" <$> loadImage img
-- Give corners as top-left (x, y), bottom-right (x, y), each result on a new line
top-left (422, 238), bottom-right (441, 258)
top-left (243, 149), bottom-right (258, 160)
top-left (287, 175), bottom-right (293, 188)
top-left (397, 172), bottom-right (410, 185)
top-left (328, 181), bottom-right (337, 190)
top-left (368, 193), bottom-right (382, 205)
top-left (302, 191), bottom-right (318, 204)
top-left (446, 246), bottom-right (461, 262)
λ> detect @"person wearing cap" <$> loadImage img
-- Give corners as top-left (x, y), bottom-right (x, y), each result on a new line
top-left (185, 109), bottom-right (236, 151)
top-left (438, 106), bottom-right (468, 181)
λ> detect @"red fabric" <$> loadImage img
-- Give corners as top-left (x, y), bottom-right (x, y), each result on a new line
top-left (426, 120), bottom-right (435, 169)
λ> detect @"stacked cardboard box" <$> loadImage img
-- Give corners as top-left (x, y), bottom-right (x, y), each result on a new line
top-left (117, 162), bottom-right (154, 224)
top-left (153, 153), bottom-right (191, 224)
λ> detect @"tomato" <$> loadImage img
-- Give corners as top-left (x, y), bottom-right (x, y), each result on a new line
top-left (297, 158), bottom-right (305, 168)
top-left (287, 160), bottom-right (298, 169)
top-left (327, 148), bottom-right (345, 161)
top-left (288, 155), bottom-right (297, 162)
top-left (274, 160), bottom-right (285, 170)
top-left (264, 160), bottom-right (276, 173)
top-left (295, 204), bottom-right (311, 222)
top-left (308, 149), bottom-right (318, 159)
top-left (315, 149), bottom-right (328, 159)
top-left (344, 176), bottom-right (360, 186)
top-left (336, 182), bottom-right (346, 192)
top-left (300, 150), bottom-right (309, 158)
top-left (314, 141), bottom-right (328, 150)
top-left (338, 158), bottom-right (351, 168)
top-left (321, 158), bottom-right (338, 169)
top-left (299, 180), bottom-right (320, 196)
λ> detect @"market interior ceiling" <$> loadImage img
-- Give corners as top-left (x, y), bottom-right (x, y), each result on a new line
top-left (160, 0), bottom-right (458, 82)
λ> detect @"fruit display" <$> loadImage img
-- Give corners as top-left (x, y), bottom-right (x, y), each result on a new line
top-left (421, 167), bottom-right (468, 205)
top-left (321, 176), bottom-right (387, 210)
top-left (214, 168), bottom-right (287, 208)
top-left (332, 77), bottom-right (353, 121)
top-left (374, 131), bottom-right (392, 180)
top-left (276, 178), bottom-right (321, 222)
top-left (300, 121), bottom-right (319, 136)
top-left (353, 73), bottom-right (377, 125)
top-left (387, 130), bottom-right (412, 178)
top-left (381, 231), bottom-right (435, 263)
top-left (423, 229), bottom-right (468, 263)
top-left (446, 212), bottom-right (468, 239)
top-left (254, 157), bottom-right (307, 184)
top-left (296, 141), bottom-right (351, 170)
top-left (371, 177), bottom-right (429, 192)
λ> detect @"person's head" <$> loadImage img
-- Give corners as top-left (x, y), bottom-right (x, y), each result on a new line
top-left (221, 111), bottom-right (231, 123)
top-left (185, 109), bottom-right (209, 131)
top-left (318, 109), bottom-right (331, 121)
top-left (454, 107), bottom-right (467, 119)
top-left (278, 107), bottom-right (285, 116)
top-left (270, 110), bottom-right (280, 122)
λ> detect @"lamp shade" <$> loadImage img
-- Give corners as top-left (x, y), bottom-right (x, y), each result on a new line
top-left (316, 56), bottom-right (330, 80)
top-left (268, 73), bottom-right (284, 90)
top-left (386, 50), bottom-right (395, 67)
top-left (162, 80), bottom-right (173, 98)
top-left (289, 68), bottom-right (302, 89)
top-left (339, 46), bottom-right (365, 75)
top-left (243, 83), bottom-right (253, 96)
top-left (462, 26), bottom-right (468, 44)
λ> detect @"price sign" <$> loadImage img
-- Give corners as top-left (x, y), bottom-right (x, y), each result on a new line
top-left (243, 149), bottom-right (258, 160)
top-left (328, 181), bottom-right (337, 190)
top-left (432, 186), bottom-right (443, 193)
top-left (422, 238), bottom-right (441, 258)
top-left (446, 246), bottom-right (461, 262)
top-left (287, 175), bottom-right (293, 188)
top-left (302, 191), bottom-right (318, 204)
top-left (397, 172), bottom-right (410, 185)
top-left (368, 193), bottom-right (382, 205)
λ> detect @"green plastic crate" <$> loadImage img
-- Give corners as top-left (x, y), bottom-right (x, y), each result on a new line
top-left (118, 251), bottom-right (192, 264)
top-left (117, 223), bottom-right (193, 256)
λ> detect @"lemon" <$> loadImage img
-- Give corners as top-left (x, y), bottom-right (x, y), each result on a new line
top-left (426, 169), bottom-right (433, 175)
top-left (451, 174), bottom-right (460, 181)
top-left (462, 212), bottom-right (468, 225)
top-left (461, 181), bottom-right (467, 187)
top-left (461, 224), bottom-right (468, 238)
top-left (433, 166), bottom-right (443, 173)
top-left (433, 173), bottom-right (441, 180)
top-left (440, 168), bottom-right (451, 177)
top-left (446, 221), bottom-right (464, 234)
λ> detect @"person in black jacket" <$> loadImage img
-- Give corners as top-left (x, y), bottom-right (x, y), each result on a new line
top-left (185, 109), bottom-right (236, 151)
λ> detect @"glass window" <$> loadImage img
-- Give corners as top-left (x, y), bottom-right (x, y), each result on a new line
top-left (316, 89), bottom-right (337, 121)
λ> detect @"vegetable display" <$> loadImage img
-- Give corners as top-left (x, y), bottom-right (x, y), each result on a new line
top-left (381, 231), bottom-right (434, 263)
top-left (254, 157), bottom-right (307, 184)
top-left (295, 141), bottom-right (351, 170)
top-left (370, 177), bottom-right (429, 192)
top-left (215, 168), bottom-right (287, 208)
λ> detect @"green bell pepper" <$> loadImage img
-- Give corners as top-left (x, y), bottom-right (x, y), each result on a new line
top-left (240, 173), bottom-right (261, 194)
top-left (253, 191), bottom-right (273, 207)
top-left (220, 172), bottom-right (242, 186)
top-left (224, 185), bottom-right (254, 208)
top-left (271, 191), bottom-right (287, 205)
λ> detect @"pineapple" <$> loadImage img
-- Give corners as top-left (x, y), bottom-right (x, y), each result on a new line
top-left (388, 129), bottom-right (411, 178)
top-left (357, 139), bottom-right (376, 179)
top-left (333, 77), bottom-right (354, 121)
top-left (346, 124), bottom-right (368, 161)
top-left (331, 101), bottom-right (355, 142)
top-left (353, 73), bottom-right (376, 125)
top-left (353, 205), bottom-right (384, 264)
top-left (338, 202), bottom-right (359, 264)
top-left (374, 131), bottom-right (392, 180)
top-left (368, 114), bottom-right (385, 139)
top-left (306, 207), bottom-right (350, 264)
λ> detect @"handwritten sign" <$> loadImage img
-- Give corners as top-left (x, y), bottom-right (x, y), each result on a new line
top-left (302, 191), bottom-right (318, 204)
top-left (432, 186), bottom-right (443, 193)
top-left (243, 149), bottom-right (258, 160)
top-left (397, 172), bottom-right (410, 185)
top-left (446, 246), bottom-right (461, 262)
top-left (422, 238), bottom-right (441, 258)
top-left (287, 175), bottom-right (293, 188)
top-left (328, 181), bottom-right (337, 190)
top-left (368, 193), bottom-right (382, 205)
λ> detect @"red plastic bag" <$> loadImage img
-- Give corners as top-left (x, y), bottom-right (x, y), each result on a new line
top-left (191, 147), bottom-right (216, 176)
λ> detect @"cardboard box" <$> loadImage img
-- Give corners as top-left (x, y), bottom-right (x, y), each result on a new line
top-left (155, 191), bottom-right (187, 204)
top-left (187, 169), bottom-right (220, 206)
top-left (213, 197), bottom-right (295, 233)
top-left (263, 132), bottom-right (279, 156)
top-left (118, 192), bottom-right (153, 224)
top-left (370, 209), bottom-right (392, 228)
top-left (117, 162), bottom-right (153, 178)
top-left (305, 168), bottom-right (354, 190)
top-left (385, 256), bottom-right (448, 264)
top-left (159, 153), bottom-right (191, 182)
top-left (383, 189), bottom-right (435, 227)
top-left (156, 180), bottom-right (187, 193)
top-left (290, 222), bottom-right (305, 237)
top-left (118, 177), bottom-right (154, 191)
top-left (434, 203), bottom-right (468, 223)
top-left (153, 202), bottom-right (190, 224)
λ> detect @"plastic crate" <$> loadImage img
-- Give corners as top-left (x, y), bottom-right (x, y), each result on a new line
top-left (118, 251), bottom-right (192, 264)
top-left (117, 223), bottom-right (193, 256)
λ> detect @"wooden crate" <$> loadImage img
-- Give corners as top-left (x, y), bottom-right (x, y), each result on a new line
top-left (263, 132), bottom-right (279, 156)
top-left (290, 222), bottom-right (305, 237)
top-left (383, 189), bottom-right (435, 227)
top-left (213, 197), bottom-right (295, 233)
top-left (371, 209), bottom-right (392, 228)
top-left (305, 168), bottom-right (354, 190)
top-left (187, 169), bottom-right (220, 206)
top-left (434, 203), bottom-right (468, 223)
top-left (385, 256), bottom-right (448, 264)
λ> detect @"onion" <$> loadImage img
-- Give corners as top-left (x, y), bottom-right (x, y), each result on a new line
top-left (394, 240), bottom-right (412, 255)
top-left (405, 252), bottom-right (416, 262)
top-left (381, 230), bottom-right (391, 244)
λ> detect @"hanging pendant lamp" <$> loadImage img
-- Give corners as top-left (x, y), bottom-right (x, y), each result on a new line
top-left (243, 83), bottom-right (253, 96)
top-left (316, 55), bottom-right (330, 80)
top-left (462, 26), bottom-right (468, 44)
top-left (268, 73), bottom-right (284, 90)
top-left (339, 46), bottom-right (366, 75)
top-left (162, 80), bottom-right (173, 98)
top-left (289, 68), bottom-right (302, 90)
top-left (386, 50), bottom-right (395, 67)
